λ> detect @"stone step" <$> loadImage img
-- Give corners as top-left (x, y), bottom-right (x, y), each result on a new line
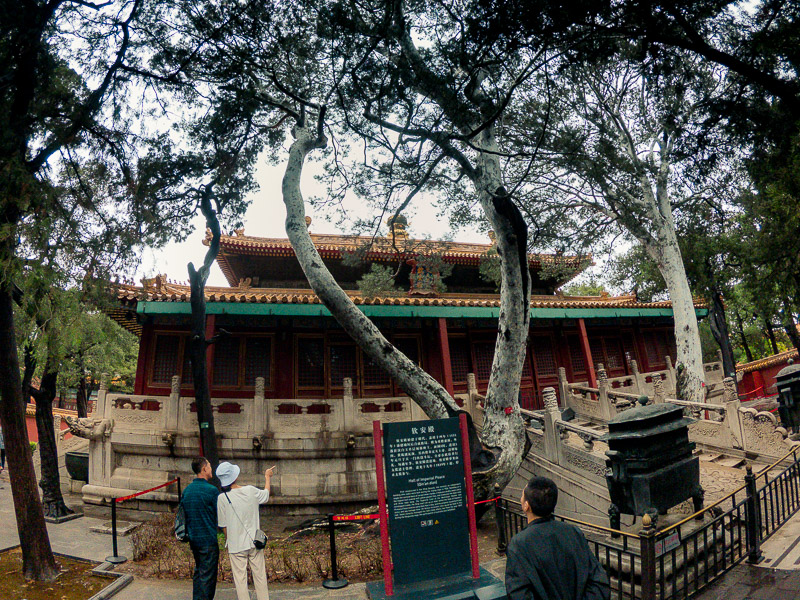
top-left (698, 452), bottom-right (723, 462)
top-left (715, 456), bottom-right (747, 469)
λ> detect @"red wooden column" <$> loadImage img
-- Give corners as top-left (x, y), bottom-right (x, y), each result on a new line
top-left (205, 315), bottom-right (217, 388)
top-left (133, 324), bottom-right (152, 394)
top-left (437, 317), bottom-right (455, 397)
top-left (578, 318), bottom-right (598, 389)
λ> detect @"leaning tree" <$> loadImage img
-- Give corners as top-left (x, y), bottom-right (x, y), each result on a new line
top-left (147, 0), bottom-right (575, 495)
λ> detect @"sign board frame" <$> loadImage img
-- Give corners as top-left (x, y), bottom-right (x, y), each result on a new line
top-left (372, 413), bottom-right (480, 596)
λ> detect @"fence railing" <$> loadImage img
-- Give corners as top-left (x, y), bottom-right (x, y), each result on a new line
top-left (496, 446), bottom-right (800, 599)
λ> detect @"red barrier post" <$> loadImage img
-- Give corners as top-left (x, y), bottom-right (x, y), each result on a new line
top-left (373, 420), bottom-right (393, 596)
top-left (459, 413), bottom-right (480, 579)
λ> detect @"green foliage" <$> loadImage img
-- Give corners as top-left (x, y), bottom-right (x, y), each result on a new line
top-left (562, 278), bottom-right (608, 297)
top-left (356, 264), bottom-right (398, 298)
top-left (479, 247), bottom-right (502, 292)
top-left (413, 254), bottom-right (453, 295)
top-left (29, 442), bottom-right (37, 454)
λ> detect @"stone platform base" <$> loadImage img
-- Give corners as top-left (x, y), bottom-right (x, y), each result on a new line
top-left (366, 568), bottom-right (505, 600)
top-left (44, 511), bottom-right (83, 524)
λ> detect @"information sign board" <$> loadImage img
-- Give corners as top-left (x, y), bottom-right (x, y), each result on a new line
top-left (382, 417), bottom-right (471, 585)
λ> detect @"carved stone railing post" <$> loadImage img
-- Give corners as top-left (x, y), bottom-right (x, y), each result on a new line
top-left (96, 373), bottom-right (110, 419)
top-left (254, 377), bottom-right (267, 434)
top-left (653, 377), bottom-right (665, 404)
top-left (465, 373), bottom-right (478, 417)
top-left (722, 376), bottom-right (744, 449)
top-left (558, 367), bottom-right (570, 408)
top-left (665, 356), bottom-right (677, 396)
top-left (542, 387), bottom-right (561, 464)
top-left (597, 365), bottom-right (614, 421)
top-left (630, 359), bottom-right (644, 395)
top-left (342, 377), bottom-right (357, 430)
top-left (164, 375), bottom-right (181, 431)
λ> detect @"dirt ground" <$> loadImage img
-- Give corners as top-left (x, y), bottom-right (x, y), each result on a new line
top-left (120, 508), bottom-right (503, 586)
top-left (0, 547), bottom-right (109, 600)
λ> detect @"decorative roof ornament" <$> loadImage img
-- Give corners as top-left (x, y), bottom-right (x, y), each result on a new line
top-left (488, 230), bottom-right (496, 244)
top-left (305, 216), bottom-right (312, 230)
top-left (238, 277), bottom-right (253, 290)
top-left (140, 274), bottom-right (168, 294)
top-left (234, 228), bottom-right (245, 237)
top-left (386, 214), bottom-right (408, 239)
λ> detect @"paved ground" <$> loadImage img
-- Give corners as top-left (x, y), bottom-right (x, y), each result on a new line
top-left (0, 470), bottom-right (504, 599)
top-left (7, 467), bottom-right (800, 599)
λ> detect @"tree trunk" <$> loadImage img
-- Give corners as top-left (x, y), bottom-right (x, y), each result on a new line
top-left (187, 186), bottom-right (222, 475)
top-left (781, 298), bottom-right (800, 355)
top-left (763, 318), bottom-right (780, 355)
top-left (75, 369), bottom-right (89, 419)
top-left (469, 129), bottom-right (529, 498)
top-left (734, 309), bottom-right (754, 362)
top-left (281, 120), bottom-right (502, 485)
top-left (652, 234), bottom-right (706, 403)
top-left (281, 118), bottom-right (527, 497)
top-left (34, 362), bottom-right (74, 519)
top-left (708, 287), bottom-right (737, 381)
top-left (0, 285), bottom-right (59, 581)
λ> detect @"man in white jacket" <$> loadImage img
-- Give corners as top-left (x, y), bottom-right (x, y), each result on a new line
top-left (216, 462), bottom-right (275, 600)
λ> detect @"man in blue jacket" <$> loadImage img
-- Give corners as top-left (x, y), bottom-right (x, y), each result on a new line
top-left (505, 476), bottom-right (610, 600)
top-left (182, 457), bottom-right (220, 600)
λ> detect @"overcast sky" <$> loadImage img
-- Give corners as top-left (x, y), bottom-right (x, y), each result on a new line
top-left (136, 153), bottom-right (495, 288)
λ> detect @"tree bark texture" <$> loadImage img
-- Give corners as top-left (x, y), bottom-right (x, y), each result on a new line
top-left (34, 363), bottom-right (74, 519)
top-left (735, 309), bottom-right (754, 363)
top-left (763, 318), bottom-right (780, 355)
top-left (187, 188), bottom-right (222, 475)
top-left (652, 234), bottom-right (706, 403)
top-left (781, 299), bottom-right (800, 355)
top-left (0, 285), bottom-right (59, 580)
top-left (469, 129), bottom-right (529, 498)
top-left (709, 288), bottom-right (737, 380)
top-left (75, 355), bottom-right (89, 418)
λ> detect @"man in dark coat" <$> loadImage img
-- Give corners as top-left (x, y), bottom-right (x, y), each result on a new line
top-left (505, 476), bottom-right (610, 600)
top-left (182, 457), bottom-right (221, 600)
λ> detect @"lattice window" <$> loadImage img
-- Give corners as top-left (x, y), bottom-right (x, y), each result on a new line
top-left (568, 337), bottom-right (586, 374)
top-left (244, 337), bottom-right (271, 387)
top-left (605, 339), bottom-right (625, 371)
top-left (181, 343), bottom-right (194, 385)
top-left (473, 342), bottom-right (494, 381)
top-left (532, 337), bottom-right (557, 378)
top-left (330, 344), bottom-right (357, 387)
top-left (394, 337), bottom-right (421, 366)
top-left (297, 337), bottom-right (325, 388)
top-left (622, 334), bottom-right (637, 369)
top-left (590, 340), bottom-right (605, 371)
top-left (519, 387), bottom-right (539, 410)
top-left (449, 337), bottom-right (471, 383)
top-left (362, 358), bottom-right (390, 387)
top-left (213, 336), bottom-right (240, 387)
top-left (521, 350), bottom-right (533, 379)
top-left (152, 335), bottom-right (180, 384)
top-left (645, 332), bottom-right (666, 368)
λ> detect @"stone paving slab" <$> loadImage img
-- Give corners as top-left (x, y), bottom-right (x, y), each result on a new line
top-left (0, 470), bottom-right (133, 562)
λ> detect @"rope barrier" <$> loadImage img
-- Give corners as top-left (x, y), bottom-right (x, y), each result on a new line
top-left (106, 476), bottom-right (181, 566)
top-left (115, 477), bottom-right (180, 503)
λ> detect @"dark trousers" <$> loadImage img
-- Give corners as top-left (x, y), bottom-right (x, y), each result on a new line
top-left (190, 542), bottom-right (219, 600)
top-left (1, 449), bottom-right (5, 469)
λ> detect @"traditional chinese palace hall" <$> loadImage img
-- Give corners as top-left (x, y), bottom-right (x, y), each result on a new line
top-left (109, 226), bottom-right (708, 411)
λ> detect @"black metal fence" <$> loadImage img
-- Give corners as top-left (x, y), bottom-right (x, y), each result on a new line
top-left (496, 447), bottom-right (800, 600)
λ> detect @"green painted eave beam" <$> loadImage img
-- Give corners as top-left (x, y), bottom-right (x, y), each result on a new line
top-left (137, 300), bottom-right (708, 320)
